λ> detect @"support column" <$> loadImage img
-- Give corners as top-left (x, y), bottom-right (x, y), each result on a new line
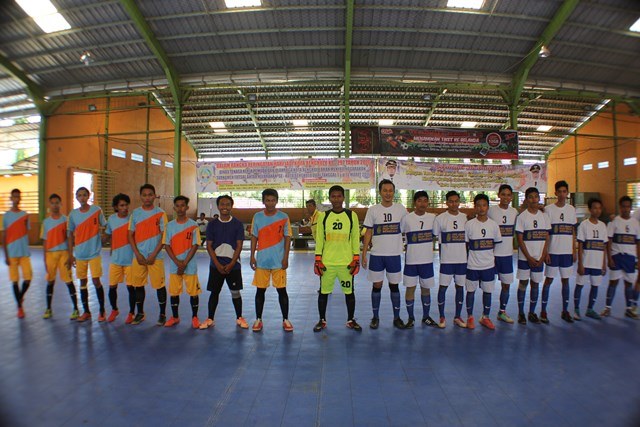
top-left (38, 115), bottom-right (47, 220)
top-left (611, 101), bottom-right (619, 212)
top-left (174, 104), bottom-right (182, 196)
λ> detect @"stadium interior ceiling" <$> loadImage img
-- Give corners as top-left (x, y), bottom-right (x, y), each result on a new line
top-left (0, 0), bottom-right (639, 161)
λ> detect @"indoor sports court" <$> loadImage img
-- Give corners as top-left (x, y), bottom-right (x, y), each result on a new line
top-left (0, 1), bottom-right (639, 427)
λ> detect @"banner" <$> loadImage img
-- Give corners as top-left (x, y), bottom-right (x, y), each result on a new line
top-left (350, 126), bottom-right (518, 159)
top-left (197, 159), bottom-right (375, 192)
top-left (378, 159), bottom-right (546, 192)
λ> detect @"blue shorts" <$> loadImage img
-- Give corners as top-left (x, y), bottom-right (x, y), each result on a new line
top-left (494, 256), bottom-right (514, 275)
top-left (466, 268), bottom-right (496, 282)
top-left (546, 254), bottom-right (573, 268)
top-left (404, 263), bottom-right (434, 279)
top-left (518, 259), bottom-right (544, 273)
top-left (610, 253), bottom-right (637, 273)
top-left (369, 255), bottom-right (402, 273)
top-left (440, 263), bottom-right (467, 276)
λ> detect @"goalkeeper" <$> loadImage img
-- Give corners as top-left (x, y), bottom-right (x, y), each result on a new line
top-left (313, 185), bottom-right (362, 332)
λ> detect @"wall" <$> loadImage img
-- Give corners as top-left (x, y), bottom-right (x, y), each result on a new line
top-left (547, 103), bottom-right (640, 214)
top-left (45, 95), bottom-right (197, 219)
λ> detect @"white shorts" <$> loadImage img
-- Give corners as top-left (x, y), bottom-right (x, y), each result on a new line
top-left (498, 273), bottom-right (514, 285)
top-left (544, 265), bottom-right (574, 279)
top-left (439, 273), bottom-right (466, 288)
top-left (577, 274), bottom-right (604, 287)
top-left (367, 269), bottom-right (402, 284)
top-left (517, 269), bottom-right (544, 284)
top-left (609, 269), bottom-right (638, 283)
top-left (404, 275), bottom-right (435, 289)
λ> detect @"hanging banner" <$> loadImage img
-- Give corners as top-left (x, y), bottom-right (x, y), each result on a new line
top-left (197, 158), bottom-right (375, 192)
top-left (368, 126), bottom-right (519, 159)
top-left (378, 158), bottom-right (546, 192)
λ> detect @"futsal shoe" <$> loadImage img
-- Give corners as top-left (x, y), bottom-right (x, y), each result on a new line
top-left (466, 316), bottom-right (475, 330)
top-left (586, 309), bottom-right (602, 320)
top-left (517, 314), bottom-right (527, 325)
top-left (98, 312), bottom-right (107, 322)
top-left (573, 310), bottom-right (582, 321)
top-left (479, 316), bottom-right (495, 330)
top-left (282, 319), bottom-right (294, 332)
top-left (625, 308), bottom-right (639, 319)
top-left (107, 310), bottom-right (119, 323)
top-left (43, 309), bottom-right (52, 319)
top-left (236, 317), bottom-right (249, 329)
top-left (438, 317), bottom-right (446, 329)
top-left (191, 317), bottom-right (200, 329)
top-left (156, 314), bottom-right (167, 326)
top-left (561, 311), bottom-right (574, 323)
top-left (497, 311), bottom-right (514, 324)
top-left (131, 313), bottom-right (146, 325)
top-left (124, 313), bottom-right (135, 324)
top-left (252, 319), bottom-right (263, 332)
top-left (528, 312), bottom-right (541, 324)
top-left (404, 318), bottom-right (415, 329)
top-left (393, 318), bottom-right (406, 329)
top-left (346, 319), bottom-right (362, 331)
top-left (369, 317), bottom-right (380, 329)
top-left (164, 317), bottom-right (180, 327)
top-left (453, 317), bottom-right (467, 328)
top-left (17, 307), bottom-right (25, 319)
top-left (313, 319), bottom-right (327, 332)
top-left (422, 316), bottom-right (437, 327)
top-left (199, 318), bottom-right (215, 329)
top-left (77, 312), bottom-right (91, 322)
top-left (540, 311), bottom-right (550, 324)
top-left (599, 307), bottom-right (611, 318)
top-left (69, 309), bottom-right (80, 320)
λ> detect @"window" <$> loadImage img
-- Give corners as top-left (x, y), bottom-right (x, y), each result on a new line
top-left (151, 158), bottom-right (162, 166)
top-left (131, 153), bottom-right (143, 162)
top-left (111, 148), bottom-right (126, 159)
top-left (165, 161), bottom-right (173, 168)
top-left (624, 157), bottom-right (637, 166)
top-left (597, 161), bottom-right (609, 169)
top-left (582, 164), bottom-right (593, 171)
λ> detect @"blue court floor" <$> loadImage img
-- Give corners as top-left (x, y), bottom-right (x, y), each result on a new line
top-left (1, 248), bottom-right (639, 427)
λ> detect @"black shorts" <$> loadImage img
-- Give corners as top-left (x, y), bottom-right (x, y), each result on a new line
top-left (207, 265), bottom-right (243, 292)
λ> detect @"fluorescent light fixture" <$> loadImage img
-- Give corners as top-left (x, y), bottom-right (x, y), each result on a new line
top-left (537, 125), bottom-right (552, 132)
top-left (209, 121), bottom-right (226, 129)
top-left (0, 119), bottom-right (14, 127)
top-left (292, 119), bottom-right (308, 127)
top-left (33, 13), bottom-right (71, 33)
top-left (131, 153), bottom-right (144, 162)
top-left (225, 0), bottom-right (261, 8)
top-left (623, 157), bottom-right (637, 166)
top-left (214, 129), bottom-right (229, 134)
top-left (598, 161), bottom-right (609, 169)
top-left (630, 18), bottom-right (640, 32)
top-left (23, 173), bottom-right (32, 177)
top-left (27, 115), bottom-right (41, 123)
top-left (379, 119), bottom-right (394, 126)
top-left (460, 121), bottom-right (477, 128)
top-left (16, 0), bottom-right (56, 17)
top-left (111, 148), bottom-right (126, 159)
top-left (583, 164), bottom-right (593, 171)
top-left (151, 158), bottom-right (162, 166)
top-left (447, 0), bottom-right (484, 9)
top-left (165, 161), bottom-right (173, 168)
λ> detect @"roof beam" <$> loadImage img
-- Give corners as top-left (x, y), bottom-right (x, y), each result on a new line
top-left (510, 0), bottom-right (579, 114)
top-left (423, 88), bottom-right (447, 127)
top-left (119, 0), bottom-right (181, 104)
top-left (237, 89), bottom-right (268, 158)
top-left (0, 53), bottom-right (45, 111)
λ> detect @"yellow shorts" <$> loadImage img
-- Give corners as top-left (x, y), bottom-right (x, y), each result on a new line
top-left (45, 251), bottom-right (72, 283)
top-left (252, 268), bottom-right (287, 289)
top-left (75, 256), bottom-right (103, 280)
top-left (109, 264), bottom-right (132, 286)
top-left (169, 274), bottom-right (201, 297)
top-left (9, 257), bottom-right (32, 282)
top-left (131, 258), bottom-right (165, 289)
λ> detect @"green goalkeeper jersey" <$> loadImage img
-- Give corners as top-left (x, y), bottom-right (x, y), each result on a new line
top-left (315, 209), bottom-right (360, 266)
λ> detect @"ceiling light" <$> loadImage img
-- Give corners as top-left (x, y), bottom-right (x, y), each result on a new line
top-left (27, 115), bottom-right (41, 123)
top-left (0, 119), bottom-right (14, 127)
top-left (539, 45), bottom-right (551, 58)
top-left (4, 175), bottom-right (11, 178)
top-left (379, 119), bottom-right (394, 126)
top-left (537, 125), bottom-right (552, 132)
top-left (209, 121), bottom-right (226, 129)
top-left (225, 0), bottom-right (261, 8)
top-left (16, 0), bottom-right (56, 16)
top-left (292, 119), bottom-right (308, 127)
top-left (460, 121), bottom-right (477, 128)
top-left (447, 0), bottom-right (484, 9)
top-left (80, 51), bottom-right (94, 66)
top-left (33, 13), bottom-right (71, 33)
top-left (213, 129), bottom-right (229, 134)
top-left (23, 173), bottom-right (33, 177)
top-left (630, 18), bottom-right (640, 32)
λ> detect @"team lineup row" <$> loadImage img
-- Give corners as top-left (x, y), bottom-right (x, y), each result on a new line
top-left (2, 179), bottom-right (640, 333)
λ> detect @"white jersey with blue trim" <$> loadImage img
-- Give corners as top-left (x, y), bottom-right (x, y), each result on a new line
top-left (434, 211), bottom-right (467, 264)
top-left (465, 218), bottom-right (502, 270)
top-left (607, 216), bottom-right (640, 257)
top-left (488, 205), bottom-right (518, 257)
top-left (577, 219), bottom-right (608, 270)
top-left (401, 211), bottom-right (436, 265)
top-left (515, 209), bottom-right (550, 261)
top-left (363, 203), bottom-right (407, 256)
top-left (544, 203), bottom-right (576, 255)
